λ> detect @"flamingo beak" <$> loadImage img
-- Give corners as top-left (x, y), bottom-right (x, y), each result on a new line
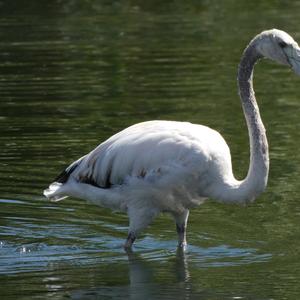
top-left (285, 44), bottom-right (300, 75)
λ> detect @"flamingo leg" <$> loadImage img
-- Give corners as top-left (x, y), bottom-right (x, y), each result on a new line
top-left (124, 232), bottom-right (136, 249)
top-left (124, 207), bottom-right (159, 250)
top-left (174, 209), bottom-right (189, 248)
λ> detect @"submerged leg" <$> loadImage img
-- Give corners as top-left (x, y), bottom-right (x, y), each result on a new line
top-left (124, 207), bottom-right (159, 250)
top-left (124, 232), bottom-right (136, 250)
top-left (173, 209), bottom-right (189, 248)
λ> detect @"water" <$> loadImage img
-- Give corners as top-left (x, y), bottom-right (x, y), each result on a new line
top-left (1, 1), bottom-right (300, 299)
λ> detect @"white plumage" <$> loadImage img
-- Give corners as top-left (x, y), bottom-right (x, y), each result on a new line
top-left (44, 29), bottom-right (300, 249)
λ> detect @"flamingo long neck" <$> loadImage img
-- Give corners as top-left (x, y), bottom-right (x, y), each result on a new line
top-left (221, 40), bottom-right (269, 203)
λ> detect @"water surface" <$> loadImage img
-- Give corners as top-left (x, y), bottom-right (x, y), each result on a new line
top-left (1, 1), bottom-right (300, 299)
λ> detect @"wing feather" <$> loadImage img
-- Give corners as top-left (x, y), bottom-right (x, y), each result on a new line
top-left (55, 120), bottom-right (229, 189)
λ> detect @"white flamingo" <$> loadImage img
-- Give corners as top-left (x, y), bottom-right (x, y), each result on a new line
top-left (44, 29), bottom-right (300, 249)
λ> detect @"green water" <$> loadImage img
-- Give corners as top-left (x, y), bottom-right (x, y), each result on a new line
top-left (1, 1), bottom-right (300, 299)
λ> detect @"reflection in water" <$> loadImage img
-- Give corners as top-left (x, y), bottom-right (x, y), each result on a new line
top-left (174, 247), bottom-right (190, 283)
top-left (71, 249), bottom-right (192, 300)
top-left (69, 245), bottom-right (271, 300)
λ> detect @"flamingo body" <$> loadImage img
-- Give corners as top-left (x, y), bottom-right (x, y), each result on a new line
top-left (70, 120), bottom-right (232, 203)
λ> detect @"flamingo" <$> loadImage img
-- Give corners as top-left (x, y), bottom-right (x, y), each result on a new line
top-left (44, 29), bottom-right (300, 249)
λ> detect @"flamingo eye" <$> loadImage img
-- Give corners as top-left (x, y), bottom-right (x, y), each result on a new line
top-left (279, 41), bottom-right (287, 48)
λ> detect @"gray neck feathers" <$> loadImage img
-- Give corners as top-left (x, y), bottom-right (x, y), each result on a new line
top-left (237, 40), bottom-right (269, 201)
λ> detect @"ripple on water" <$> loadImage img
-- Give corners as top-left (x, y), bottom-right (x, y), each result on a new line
top-left (0, 196), bottom-right (272, 278)
top-left (134, 236), bottom-right (272, 266)
top-left (0, 198), bottom-right (28, 205)
top-left (0, 235), bottom-right (272, 276)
